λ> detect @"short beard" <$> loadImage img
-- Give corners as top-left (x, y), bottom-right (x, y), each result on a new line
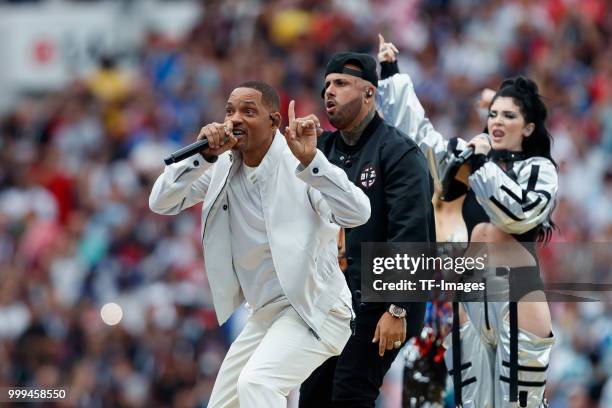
top-left (327, 95), bottom-right (363, 130)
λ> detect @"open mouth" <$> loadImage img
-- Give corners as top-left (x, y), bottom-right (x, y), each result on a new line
top-left (325, 100), bottom-right (336, 114)
top-left (232, 128), bottom-right (246, 139)
top-left (491, 129), bottom-right (505, 139)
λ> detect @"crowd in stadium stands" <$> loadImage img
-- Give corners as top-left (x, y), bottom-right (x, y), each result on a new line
top-left (0, 1), bottom-right (611, 406)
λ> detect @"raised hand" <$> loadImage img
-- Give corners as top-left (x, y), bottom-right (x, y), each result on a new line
top-left (284, 100), bottom-right (322, 167)
top-left (196, 120), bottom-right (238, 160)
top-left (377, 33), bottom-right (399, 63)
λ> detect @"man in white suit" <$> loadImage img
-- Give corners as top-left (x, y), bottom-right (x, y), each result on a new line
top-left (149, 81), bottom-right (371, 407)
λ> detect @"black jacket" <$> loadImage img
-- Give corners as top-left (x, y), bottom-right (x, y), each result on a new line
top-left (318, 113), bottom-right (435, 331)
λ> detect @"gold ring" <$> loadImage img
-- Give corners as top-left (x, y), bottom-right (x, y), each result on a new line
top-left (394, 340), bottom-right (402, 349)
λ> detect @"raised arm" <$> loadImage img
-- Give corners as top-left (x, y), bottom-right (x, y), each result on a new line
top-left (375, 34), bottom-right (467, 170)
top-left (284, 101), bottom-right (371, 228)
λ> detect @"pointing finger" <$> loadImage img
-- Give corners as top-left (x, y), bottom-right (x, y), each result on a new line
top-left (288, 100), bottom-right (296, 130)
top-left (378, 33), bottom-right (385, 49)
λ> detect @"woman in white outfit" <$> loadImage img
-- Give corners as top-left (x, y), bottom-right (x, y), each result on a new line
top-left (376, 36), bottom-right (557, 407)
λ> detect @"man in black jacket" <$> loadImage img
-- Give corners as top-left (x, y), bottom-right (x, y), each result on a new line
top-left (298, 52), bottom-right (436, 407)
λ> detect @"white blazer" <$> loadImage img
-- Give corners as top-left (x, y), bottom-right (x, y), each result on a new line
top-left (149, 131), bottom-right (371, 336)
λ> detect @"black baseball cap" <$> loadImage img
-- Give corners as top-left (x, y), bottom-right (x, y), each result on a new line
top-left (321, 52), bottom-right (378, 98)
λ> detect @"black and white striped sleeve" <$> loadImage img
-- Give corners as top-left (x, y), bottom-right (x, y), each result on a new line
top-left (468, 157), bottom-right (558, 234)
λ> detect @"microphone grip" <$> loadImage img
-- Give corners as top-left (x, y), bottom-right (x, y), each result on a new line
top-left (456, 146), bottom-right (474, 164)
top-left (164, 139), bottom-right (209, 165)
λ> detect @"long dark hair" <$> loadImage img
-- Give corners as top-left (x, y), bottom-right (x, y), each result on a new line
top-left (489, 77), bottom-right (558, 242)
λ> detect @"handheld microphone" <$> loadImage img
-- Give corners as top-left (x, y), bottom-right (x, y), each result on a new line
top-left (455, 146), bottom-right (474, 164)
top-left (452, 131), bottom-right (492, 165)
top-left (164, 139), bottom-right (210, 165)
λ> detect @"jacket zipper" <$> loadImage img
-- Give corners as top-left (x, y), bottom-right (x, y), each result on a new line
top-left (310, 328), bottom-right (321, 340)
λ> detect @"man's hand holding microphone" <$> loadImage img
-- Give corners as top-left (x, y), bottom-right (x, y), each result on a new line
top-left (197, 120), bottom-right (238, 162)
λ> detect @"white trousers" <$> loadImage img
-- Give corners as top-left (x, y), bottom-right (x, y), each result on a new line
top-left (207, 298), bottom-right (352, 408)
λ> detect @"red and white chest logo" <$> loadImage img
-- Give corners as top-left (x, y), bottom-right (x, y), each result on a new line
top-left (359, 165), bottom-right (377, 188)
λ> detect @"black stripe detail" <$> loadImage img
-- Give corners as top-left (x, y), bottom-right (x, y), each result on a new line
top-left (452, 302), bottom-right (462, 406)
top-left (448, 362), bottom-right (472, 375)
top-left (509, 302), bottom-right (519, 402)
top-left (500, 375), bottom-right (547, 388)
top-left (534, 190), bottom-right (552, 215)
top-left (490, 196), bottom-right (522, 221)
top-left (502, 361), bottom-right (549, 372)
top-left (524, 187), bottom-right (551, 202)
top-left (534, 189), bottom-right (551, 201)
top-left (483, 283), bottom-right (490, 330)
top-left (501, 185), bottom-right (522, 204)
top-left (507, 166), bottom-right (518, 181)
top-left (448, 137), bottom-right (459, 153)
top-left (527, 165), bottom-right (540, 191)
top-left (518, 164), bottom-right (547, 215)
top-left (461, 377), bottom-right (477, 388)
top-left (520, 391), bottom-right (528, 407)
top-left (522, 196), bottom-right (542, 212)
top-left (504, 186), bottom-right (544, 212)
